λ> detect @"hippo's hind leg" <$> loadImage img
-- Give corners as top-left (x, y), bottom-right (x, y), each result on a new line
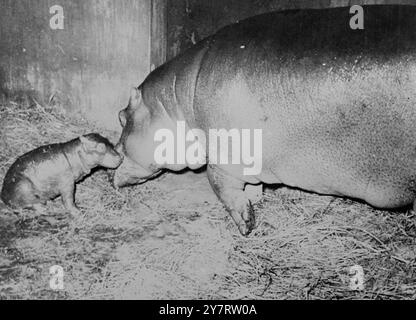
top-left (207, 164), bottom-right (255, 236)
top-left (13, 178), bottom-right (45, 213)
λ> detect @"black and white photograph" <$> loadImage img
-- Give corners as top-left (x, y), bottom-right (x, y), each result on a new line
top-left (0, 0), bottom-right (415, 304)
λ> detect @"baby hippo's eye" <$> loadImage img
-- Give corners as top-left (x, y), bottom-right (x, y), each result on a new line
top-left (97, 143), bottom-right (106, 153)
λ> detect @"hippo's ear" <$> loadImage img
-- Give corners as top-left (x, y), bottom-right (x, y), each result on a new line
top-left (129, 87), bottom-right (141, 107)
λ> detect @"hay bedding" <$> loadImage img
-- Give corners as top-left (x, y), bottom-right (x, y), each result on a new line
top-left (0, 99), bottom-right (415, 300)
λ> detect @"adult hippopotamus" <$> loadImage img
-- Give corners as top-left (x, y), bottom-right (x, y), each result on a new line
top-left (113, 5), bottom-right (416, 235)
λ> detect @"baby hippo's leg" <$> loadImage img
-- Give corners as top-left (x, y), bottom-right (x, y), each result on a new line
top-left (14, 178), bottom-right (38, 204)
top-left (61, 182), bottom-right (80, 217)
top-left (13, 178), bottom-right (46, 216)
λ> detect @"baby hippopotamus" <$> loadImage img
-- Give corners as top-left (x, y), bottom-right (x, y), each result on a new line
top-left (0, 133), bottom-right (122, 216)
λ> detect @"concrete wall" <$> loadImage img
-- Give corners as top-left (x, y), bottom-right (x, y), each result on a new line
top-left (167, 0), bottom-right (415, 60)
top-left (0, 0), bottom-right (151, 130)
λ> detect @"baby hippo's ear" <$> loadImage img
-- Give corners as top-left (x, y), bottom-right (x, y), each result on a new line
top-left (80, 135), bottom-right (98, 151)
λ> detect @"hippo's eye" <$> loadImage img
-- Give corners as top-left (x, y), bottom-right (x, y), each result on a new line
top-left (119, 110), bottom-right (127, 127)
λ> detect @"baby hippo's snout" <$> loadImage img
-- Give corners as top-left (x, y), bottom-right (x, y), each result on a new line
top-left (79, 134), bottom-right (123, 169)
top-left (100, 148), bottom-right (123, 169)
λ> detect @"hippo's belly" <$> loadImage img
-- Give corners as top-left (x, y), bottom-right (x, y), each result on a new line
top-left (273, 144), bottom-right (416, 209)
top-left (262, 96), bottom-right (416, 208)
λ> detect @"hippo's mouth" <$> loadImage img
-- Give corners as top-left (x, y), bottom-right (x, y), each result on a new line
top-left (111, 157), bottom-right (163, 188)
top-left (132, 169), bottom-right (163, 185)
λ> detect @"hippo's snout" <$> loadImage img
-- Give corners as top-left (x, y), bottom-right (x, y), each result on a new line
top-left (111, 152), bottom-right (159, 188)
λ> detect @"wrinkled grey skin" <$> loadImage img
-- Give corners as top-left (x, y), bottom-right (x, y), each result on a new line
top-left (1, 133), bottom-right (122, 215)
top-left (114, 5), bottom-right (416, 235)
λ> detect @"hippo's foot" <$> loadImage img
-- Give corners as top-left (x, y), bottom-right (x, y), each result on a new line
top-left (207, 164), bottom-right (256, 236)
top-left (61, 184), bottom-right (81, 218)
top-left (244, 184), bottom-right (263, 204)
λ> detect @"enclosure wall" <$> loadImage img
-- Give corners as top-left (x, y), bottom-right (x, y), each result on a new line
top-left (167, 0), bottom-right (415, 59)
top-left (0, 0), bottom-right (151, 130)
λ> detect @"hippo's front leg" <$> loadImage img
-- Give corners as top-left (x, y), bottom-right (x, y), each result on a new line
top-left (207, 164), bottom-right (255, 236)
